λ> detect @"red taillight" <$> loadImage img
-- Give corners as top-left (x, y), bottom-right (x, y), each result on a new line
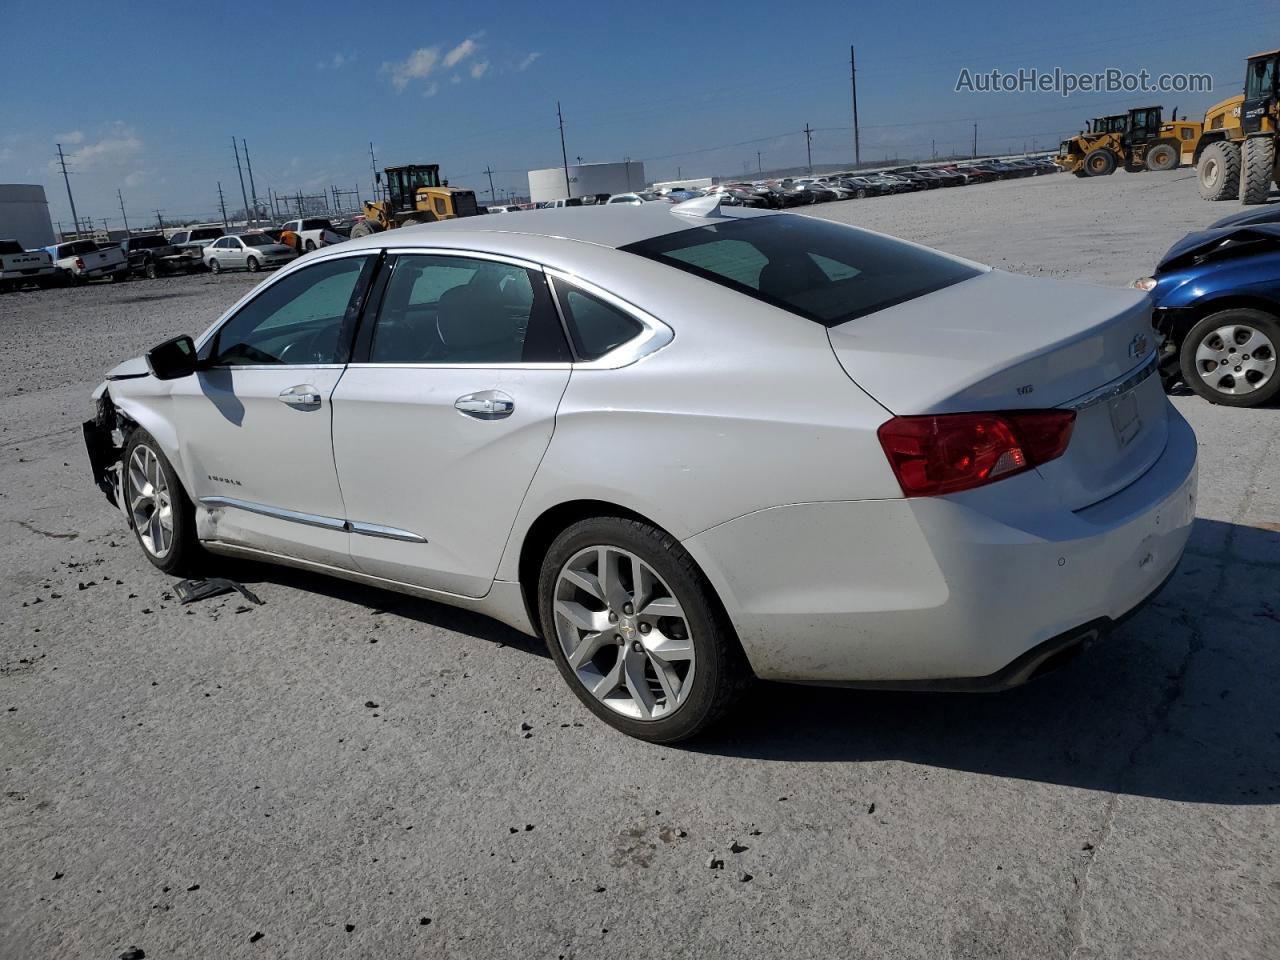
top-left (877, 410), bottom-right (1076, 497)
top-left (74, 257), bottom-right (85, 270)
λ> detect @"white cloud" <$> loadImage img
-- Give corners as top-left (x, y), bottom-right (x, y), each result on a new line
top-left (470, 59), bottom-right (489, 79)
top-left (56, 130), bottom-right (84, 145)
top-left (0, 148), bottom-right (14, 163)
top-left (384, 45), bottom-right (441, 90)
top-left (450, 74), bottom-right (462, 85)
top-left (516, 52), bottom-right (542, 71)
top-left (442, 35), bottom-right (480, 69)
top-left (422, 82), bottom-right (440, 99)
top-left (55, 129), bottom-right (143, 171)
top-left (320, 51), bottom-right (355, 70)
top-left (123, 168), bottom-right (152, 188)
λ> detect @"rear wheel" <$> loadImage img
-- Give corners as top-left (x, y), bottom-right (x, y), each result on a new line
top-left (144, 260), bottom-right (159, 280)
top-left (1084, 148), bottom-right (1116, 176)
top-left (246, 255), bottom-right (260, 273)
top-left (1145, 143), bottom-right (1178, 171)
top-left (122, 429), bottom-right (201, 575)
top-left (855, 188), bottom-right (868, 199)
top-left (538, 516), bottom-right (750, 743)
top-left (349, 221), bottom-right (378, 238)
top-left (1240, 136), bottom-right (1276, 205)
top-left (1179, 309), bottom-right (1280, 407)
top-left (304, 239), bottom-right (317, 251)
top-left (208, 259), bottom-right (221, 275)
top-left (1197, 141), bottom-right (1241, 200)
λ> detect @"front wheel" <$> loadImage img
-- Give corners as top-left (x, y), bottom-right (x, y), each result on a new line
top-left (1240, 136), bottom-right (1276, 205)
top-left (145, 260), bottom-right (159, 280)
top-left (349, 221), bottom-right (378, 238)
top-left (208, 259), bottom-right (221, 275)
top-left (1179, 309), bottom-right (1280, 407)
top-left (1084, 148), bottom-right (1116, 176)
top-left (304, 239), bottom-right (316, 252)
top-left (122, 429), bottom-right (201, 575)
top-left (1145, 143), bottom-right (1178, 172)
top-left (538, 516), bottom-right (750, 743)
top-left (1197, 141), bottom-right (1241, 201)
top-left (246, 256), bottom-right (260, 273)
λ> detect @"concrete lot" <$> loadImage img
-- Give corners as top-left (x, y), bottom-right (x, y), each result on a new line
top-left (2, 169), bottom-right (1278, 959)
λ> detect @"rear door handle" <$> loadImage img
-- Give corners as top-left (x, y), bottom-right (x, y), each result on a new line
top-left (455, 390), bottom-right (515, 420)
top-left (279, 384), bottom-right (322, 407)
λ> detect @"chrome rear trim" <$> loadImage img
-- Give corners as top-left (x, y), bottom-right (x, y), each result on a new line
top-left (1063, 351), bottom-right (1158, 412)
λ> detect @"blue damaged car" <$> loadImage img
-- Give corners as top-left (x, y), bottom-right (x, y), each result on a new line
top-left (1136, 222), bottom-right (1280, 407)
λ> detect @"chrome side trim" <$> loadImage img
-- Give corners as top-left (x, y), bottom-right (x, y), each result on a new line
top-left (348, 521), bottom-right (429, 543)
top-left (200, 496), bottom-right (346, 531)
top-left (1063, 351), bottom-right (1159, 412)
top-left (200, 496), bottom-right (428, 542)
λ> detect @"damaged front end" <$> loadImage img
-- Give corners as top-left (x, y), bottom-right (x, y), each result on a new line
top-left (82, 388), bottom-right (131, 513)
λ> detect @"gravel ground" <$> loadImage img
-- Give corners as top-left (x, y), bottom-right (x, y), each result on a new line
top-left (3, 170), bottom-right (1278, 960)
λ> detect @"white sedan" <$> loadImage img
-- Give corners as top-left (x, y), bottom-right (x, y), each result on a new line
top-left (83, 199), bottom-right (1196, 741)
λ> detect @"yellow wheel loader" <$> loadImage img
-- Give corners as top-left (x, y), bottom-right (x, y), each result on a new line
top-left (1194, 49), bottom-right (1280, 204)
top-left (1056, 107), bottom-right (1201, 177)
top-left (350, 164), bottom-right (484, 238)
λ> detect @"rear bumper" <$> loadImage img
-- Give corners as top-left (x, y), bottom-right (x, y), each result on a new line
top-left (1, 265), bottom-right (56, 280)
top-left (683, 406), bottom-right (1197, 686)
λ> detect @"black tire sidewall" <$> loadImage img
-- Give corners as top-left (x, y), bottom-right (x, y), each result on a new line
top-left (247, 256), bottom-right (259, 272)
top-left (1179, 308), bottom-right (1280, 407)
top-left (209, 259), bottom-right (220, 274)
top-left (537, 516), bottom-right (740, 743)
top-left (122, 428), bottom-right (200, 575)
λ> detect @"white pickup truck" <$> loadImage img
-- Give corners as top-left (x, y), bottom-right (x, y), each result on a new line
top-left (0, 239), bottom-right (59, 291)
top-left (43, 239), bottom-right (129, 284)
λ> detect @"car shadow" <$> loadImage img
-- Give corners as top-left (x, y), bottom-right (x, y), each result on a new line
top-left (205, 518), bottom-right (1276, 805)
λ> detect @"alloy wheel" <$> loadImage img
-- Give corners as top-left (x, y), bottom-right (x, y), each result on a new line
top-left (1195, 323), bottom-right (1275, 396)
top-left (552, 545), bottom-right (696, 721)
top-left (128, 443), bottom-right (174, 558)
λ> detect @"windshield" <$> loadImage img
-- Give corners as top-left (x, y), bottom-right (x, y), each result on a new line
top-left (1246, 56), bottom-right (1278, 99)
top-left (241, 234), bottom-right (273, 246)
top-left (621, 215), bottom-right (981, 327)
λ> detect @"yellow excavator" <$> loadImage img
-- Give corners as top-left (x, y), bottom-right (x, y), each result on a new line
top-left (350, 164), bottom-right (484, 237)
top-left (1194, 48), bottom-right (1280, 203)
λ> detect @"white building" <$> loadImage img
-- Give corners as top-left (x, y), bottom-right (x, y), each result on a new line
top-left (527, 161), bottom-right (646, 204)
top-left (0, 184), bottom-right (55, 249)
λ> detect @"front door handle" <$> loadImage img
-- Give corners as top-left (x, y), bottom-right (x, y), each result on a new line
top-left (279, 384), bottom-right (322, 407)
top-left (455, 390), bottom-right (515, 420)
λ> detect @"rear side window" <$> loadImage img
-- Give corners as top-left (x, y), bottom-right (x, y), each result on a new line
top-left (552, 280), bottom-right (643, 361)
top-left (0, 240), bottom-right (22, 254)
top-left (621, 215), bottom-right (980, 327)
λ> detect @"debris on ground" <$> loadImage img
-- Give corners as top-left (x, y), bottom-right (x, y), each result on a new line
top-left (249, 931), bottom-right (264, 943)
top-left (706, 856), bottom-right (724, 870)
top-left (119, 948), bottom-right (145, 960)
top-left (174, 578), bottom-right (263, 606)
top-left (730, 841), bottom-right (749, 853)
top-left (739, 872), bottom-right (754, 883)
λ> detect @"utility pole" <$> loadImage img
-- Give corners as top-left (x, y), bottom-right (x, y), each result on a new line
top-left (216, 181), bottom-right (229, 229)
top-left (484, 165), bottom-right (496, 203)
top-left (557, 101), bottom-right (571, 198)
top-left (117, 188), bottom-right (131, 235)
top-left (931, 139), bottom-right (936, 159)
top-left (804, 123), bottom-right (814, 174)
top-left (677, 165), bottom-right (682, 179)
top-left (850, 46), bottom-right (861, 168)
top-left (56, 144), bottom-right (81, 239)
top-left (972, 123), bottom-right (978, 159)
top-left (368, 142), bottom-right (379, 201)
top-left (242, 139), bottom-right (260, 224)
top-left (757, 151), bottom-right (762, 172)
top-left (154, 209), bottom-right (164, 232)
top-left (232, 137), bottom-right (251, 227)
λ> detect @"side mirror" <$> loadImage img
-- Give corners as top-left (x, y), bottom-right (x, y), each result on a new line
top-left (146, 334), bottom-right (198, 380)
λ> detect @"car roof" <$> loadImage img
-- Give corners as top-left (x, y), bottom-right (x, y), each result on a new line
top-left (338, 203), bottom-right (777, 254)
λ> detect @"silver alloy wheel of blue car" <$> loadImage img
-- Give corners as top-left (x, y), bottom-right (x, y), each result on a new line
top-left (1194, 322), bottom-right (1276, 396)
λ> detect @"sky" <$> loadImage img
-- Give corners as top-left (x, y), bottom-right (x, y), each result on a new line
top-left (0, 0), bottom-right (1270, 227)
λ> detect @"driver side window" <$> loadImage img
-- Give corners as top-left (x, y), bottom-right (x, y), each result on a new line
top-left (208, 256), bottom-right (373, 366)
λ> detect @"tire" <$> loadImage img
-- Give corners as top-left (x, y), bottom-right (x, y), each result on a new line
top-left (855, 188), bottom-right (867, 199)
top-left (537, 516), bottom-right (751, 743)
top-left (246, 256), bottom-right (260, 273)
top-left (1240, 136), bottom-right (1275, 205)
top-left (1145, 143), bottom-right (1178, 172)
top-left (208, 259), bottom-right (221, 275)
top-left (144, 261), bottom-right (159, 280)
top-left (121, 429), bottom-right (201, 575)
top-left (1072, 169), bottom-right (1088, 178)
top-left (304, 239), bottom-right (316, 252)
top-left (350, 221), bottom-right (378, 238)
top-left (1197, 141), bottom-right (1241, 201)
top-left (1178, 308), bottom-right (1280, 407)
top-left (1083, 148), bottom-right (1116, 176)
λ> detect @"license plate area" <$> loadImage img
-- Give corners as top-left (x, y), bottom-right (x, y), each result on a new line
top-left (1109, 389), bottom-right (1142, 448)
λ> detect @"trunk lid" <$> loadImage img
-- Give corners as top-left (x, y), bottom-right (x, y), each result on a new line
top-left (828, 269), bottom-right (1167, 510)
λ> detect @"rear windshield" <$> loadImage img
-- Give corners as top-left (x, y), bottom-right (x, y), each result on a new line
top-left (0, 240), bottom-right (23, 254)
top-left (131, 235), bottom-right (168, 249)
top-left (190, 228), bottom-right (223, 241)
top-left (621, 215), bottom-right (981, 326)
top-left (60, 240), bottom-right (99, 256)
top-left (301, 219), bottom-right (331, 231)
top-left (241, 234), bottom-right (273, 246)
